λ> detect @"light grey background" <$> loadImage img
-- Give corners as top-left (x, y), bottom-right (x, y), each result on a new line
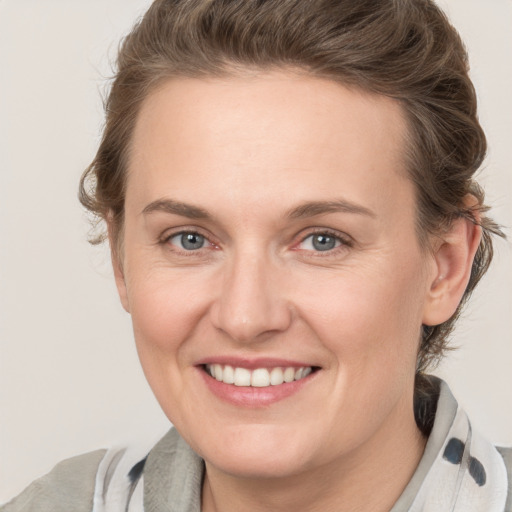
top-left (0, 0), bottom-right (511, 503)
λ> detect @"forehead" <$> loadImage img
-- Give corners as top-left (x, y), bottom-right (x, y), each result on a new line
top-left (127, 71), bottom-right (412, 224)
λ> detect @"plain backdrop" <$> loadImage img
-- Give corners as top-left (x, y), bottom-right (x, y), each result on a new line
top-left (0, 0), bottom-right (511, 503)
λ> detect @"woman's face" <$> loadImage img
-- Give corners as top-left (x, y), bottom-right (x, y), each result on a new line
top-left (116, 71), bottom-right (436, 478)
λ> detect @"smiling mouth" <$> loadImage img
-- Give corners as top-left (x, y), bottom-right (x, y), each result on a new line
top-left (204, 364), bottom-right (318, 387)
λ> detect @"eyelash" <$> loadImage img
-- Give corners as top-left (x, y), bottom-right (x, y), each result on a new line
top-left (293, 229), bottom-right (353, 257)
top-left (160, 228), bottom-right (353, 257)
top-left (160, 228), bottom-right (218, 256)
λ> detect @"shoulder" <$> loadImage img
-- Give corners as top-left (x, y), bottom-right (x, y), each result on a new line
top-left (497, 445), bottom-right (512, 469)
top-left (1, 449), bottom-right (107, 512)
top-left (496, 446), bottom-right (512, 511)
top-left (0, 431), bottom-right (191, 512)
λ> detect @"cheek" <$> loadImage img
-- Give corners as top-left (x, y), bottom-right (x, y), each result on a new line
top-left (125, 268), bottom-right (217, 423)
top-left (293, 263), bottom-right (426, 438)
top-left (126, 266), bottom-right (213, 364)
top-left (293, 260), bottom-right (427, 369)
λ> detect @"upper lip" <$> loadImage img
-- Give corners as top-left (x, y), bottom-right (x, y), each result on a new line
top-left (195, 356), bottom-right (318, 370)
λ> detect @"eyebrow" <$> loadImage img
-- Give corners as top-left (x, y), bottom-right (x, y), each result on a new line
top-left (142, 199), bottom-right (211, 219)
top-left (142, 198), bottom-right (375, 220)
top-left (287, 200), bottom-right (376, 220)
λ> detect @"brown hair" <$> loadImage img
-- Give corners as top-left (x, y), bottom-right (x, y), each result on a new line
top-left (79, 0), bottom-right (504, 376)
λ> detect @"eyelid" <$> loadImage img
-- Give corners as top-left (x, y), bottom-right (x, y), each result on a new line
top-left (160, 226), bottom-right (219, 251)
top-left (158, 226), bottom-right (352, 255)
top-left (292, 228), bottom-right (353, 253)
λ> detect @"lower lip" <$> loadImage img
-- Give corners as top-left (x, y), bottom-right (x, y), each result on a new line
top-left (199, 368), bottom-right (316, 407)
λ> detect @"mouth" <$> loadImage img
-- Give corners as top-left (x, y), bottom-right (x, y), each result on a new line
top-left (204, 364), bottom-right (316, 388)
top-left (196, 358), bottom-right (321, 406)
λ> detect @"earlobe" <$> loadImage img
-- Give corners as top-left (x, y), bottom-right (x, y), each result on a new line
top-left (422, 210), bottom-right (482, 327)
top-left (107, 219), bottom-right (130, 313)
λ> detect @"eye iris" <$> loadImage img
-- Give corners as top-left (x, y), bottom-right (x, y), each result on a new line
top-left (181, 233), bottom-right (205, 250)
top-left (312, 234), bottom-right (336, 251)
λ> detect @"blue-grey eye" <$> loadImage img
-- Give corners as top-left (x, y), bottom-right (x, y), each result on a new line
top-left (170, 232), bottom-right (206, 250)
top-left (299, 233), bottom-right (341, 252)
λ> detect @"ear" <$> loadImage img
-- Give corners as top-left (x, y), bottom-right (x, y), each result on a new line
top-left (107, 217), bottom-right (130, 313)
top-left (422, 202), bottom-right (482, 327)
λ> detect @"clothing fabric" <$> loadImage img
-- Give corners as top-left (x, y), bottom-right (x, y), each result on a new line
top-left (2, 378), bottom-right (511, 511)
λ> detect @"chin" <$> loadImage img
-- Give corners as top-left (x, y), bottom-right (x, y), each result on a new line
top-left (208, 449), bottom-right (310, 479)
top-left (193, 425), bottom-right (320, 479)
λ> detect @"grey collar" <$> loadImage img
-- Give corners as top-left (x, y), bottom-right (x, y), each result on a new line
top-left (144, 428), bottom-right (204, 512)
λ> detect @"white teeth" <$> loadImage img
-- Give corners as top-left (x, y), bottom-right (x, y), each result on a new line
top-left (223, 365), bottom-right (235, 384)
top-left (270, 367), bottom-right (284, 385)
top-left (233, 367), bottom-right (251, 386)
top-left (251, 368), bottom-right (270, 387)
top-left (205, 365), bottom-right (313, 387)
top-left (283, 367), bottom-right (295, 383)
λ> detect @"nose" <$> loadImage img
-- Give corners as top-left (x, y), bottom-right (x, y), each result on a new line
top-left (210, 250), bottom-right (293, 343)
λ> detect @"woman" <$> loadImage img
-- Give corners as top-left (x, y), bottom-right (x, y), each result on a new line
top-left (2, 0), bottom-right (510, 511)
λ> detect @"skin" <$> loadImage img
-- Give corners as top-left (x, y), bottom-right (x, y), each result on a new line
top-left (112, 70), bottom-right (481, 512)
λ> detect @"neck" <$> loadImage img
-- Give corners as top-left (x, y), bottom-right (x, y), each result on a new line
top-left (202, 401), bottom-right (427, 512)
